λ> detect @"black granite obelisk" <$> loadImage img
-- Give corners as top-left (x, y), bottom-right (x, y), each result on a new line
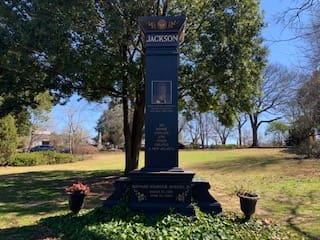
top-left (128, 16), bottom-right (195, 215)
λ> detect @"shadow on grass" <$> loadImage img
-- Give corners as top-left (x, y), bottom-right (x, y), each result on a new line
top-left (0, 206), bottom-right (170, 240)
top-left (0, 169), bottom-right (122, 240)
top-left (192, 155), bottom-right (283, 173)
top-left (191, 149), bottom-right (313, 174)
top-left (281, 191), bottom-right (319, 240)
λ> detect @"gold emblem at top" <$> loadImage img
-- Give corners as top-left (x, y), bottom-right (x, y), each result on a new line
top-left (157, 19), bottom-right (167, 30)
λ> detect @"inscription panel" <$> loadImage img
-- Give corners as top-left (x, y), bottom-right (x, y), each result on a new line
top-left (147, 123), bottom-right (175, 152)
top-left (132, 183), bottom-right (191, 203)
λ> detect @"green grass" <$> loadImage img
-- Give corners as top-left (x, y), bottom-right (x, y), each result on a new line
top-left (180, 148), bottom-right (320, 239)
top-left (0, 149), bottom-right (319, 239)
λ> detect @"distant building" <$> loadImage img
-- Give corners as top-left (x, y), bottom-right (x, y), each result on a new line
top-left (31, 130), bottom-right (52, 147)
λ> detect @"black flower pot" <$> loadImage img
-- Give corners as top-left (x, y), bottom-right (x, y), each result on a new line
top-left (68, 192), bottom-right (85, 214)
top-left (237, 192), bottom-right (259, 220)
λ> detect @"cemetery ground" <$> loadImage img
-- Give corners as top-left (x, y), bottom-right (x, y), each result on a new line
top-left (0, 148), bottom-right (319, 239)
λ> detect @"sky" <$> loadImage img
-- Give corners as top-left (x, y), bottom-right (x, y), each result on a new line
top-left (48, 1), bottom-right (309, 141)
top-left (260, 0), bottom-right (308, 67)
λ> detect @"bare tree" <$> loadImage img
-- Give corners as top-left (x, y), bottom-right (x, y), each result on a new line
top-left (281, 1), bottom-right (318, 23)
top-left (303, 7), bottom-right (320, 70)
top-left (184, 118), bottom-right (200, 146)
top-left (62, 107), bottom-right (90, 154)
top-left (210, 114), bottom-right (233, 145)
top-left (184, 112), bottom-right (214, 148)
top-left (178, 114), bottom-right (188, 135)
top-left (297, 71), bottom-right (320, 125)
top-left (236, 113), bottom-right (247, 147)
top-left (247, 64), bottom-right (299, 147)
top-left (278, 1), bottom-right (320, 70)
top-left (198, 113), bottom-right (212, 148)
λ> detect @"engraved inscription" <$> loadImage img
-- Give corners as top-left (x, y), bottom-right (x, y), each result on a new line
top-left (132, 184), bottom-right (190, 203)
top-left (150, 124), bottom-right (175, 151)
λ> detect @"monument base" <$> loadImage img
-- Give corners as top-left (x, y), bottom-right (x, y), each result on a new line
top-left (104, 170), bottom-right (222, 216)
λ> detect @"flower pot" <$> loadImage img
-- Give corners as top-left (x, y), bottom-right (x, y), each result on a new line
top-left (68, 192), bottom-right (85, 214)
top-left (237, 192), bottom-right (259, 220)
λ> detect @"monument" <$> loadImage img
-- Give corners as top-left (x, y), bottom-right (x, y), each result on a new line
top-left (104, 15), bottom-right (222, 216)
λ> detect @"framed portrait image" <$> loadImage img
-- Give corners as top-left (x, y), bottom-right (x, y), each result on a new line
top-left (151, 81), bottom-right (172, 104)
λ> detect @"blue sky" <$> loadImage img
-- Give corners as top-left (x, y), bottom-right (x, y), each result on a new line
top-left (49, 1), bottom-right (307, 140)
top-left (261, 0), bottom-right (308, 66)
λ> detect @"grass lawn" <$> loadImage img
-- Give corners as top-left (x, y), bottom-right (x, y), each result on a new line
top-left (0, 149), bottom-right (319, 239)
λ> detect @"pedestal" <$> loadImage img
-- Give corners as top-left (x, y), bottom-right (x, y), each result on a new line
top-left (104, 174), bottom-right (222, 216)
top-left (129, 170), bottom-right (195, 215)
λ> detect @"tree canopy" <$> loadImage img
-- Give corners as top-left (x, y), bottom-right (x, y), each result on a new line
top-left (177, 0), bottom-right (266, 126)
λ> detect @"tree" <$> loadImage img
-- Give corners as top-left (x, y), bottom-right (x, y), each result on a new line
top-left (184, 117), bottom-right (201, 146)
top-left (236, 113), bottom-right (247, 147)
top-left (304, 7), bottom-right (320, 70)
top-left (297, 71), bottom-right (320, 125)
top-left (62, 107), bottom-right (91, 154)
top-left (278, 1), bottom-right (320, 70)
top-left (80, 0), bottom-right (266, 171)
top-left (1, 0), bottom-right (266, 173)
top-left (180, 99), bottom-right (210, 147)
top-left (210, 113), bottom-right (234, 145)
top-left (0, 1), bottom-right (66, 117)
top-left (281, 1), bottom-right (319, 22)
top-left (288, 70), bottom-right (320, 147)
top-left (265, 121), bottom-right (289, 146)
top-left (283, 71), bottom-right (319, 150)
top-left (247, 64), bottom-right (299, 147)
top-left (178, 0), bottom-right (267, 126)
top-left (27, 91), bottom-right (53, 149)
top-left (96, 104), bottom-right (125, 148)
top-left (0, 115), bottom-right (18, 166)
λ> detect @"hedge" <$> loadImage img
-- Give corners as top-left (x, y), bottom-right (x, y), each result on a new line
top-left (11, 151), bottom-right (79, 166)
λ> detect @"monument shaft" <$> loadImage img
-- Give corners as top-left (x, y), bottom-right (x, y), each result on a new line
top-left (140, 16), bottom-right (185, 171)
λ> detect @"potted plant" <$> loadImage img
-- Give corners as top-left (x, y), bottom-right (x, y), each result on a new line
top-left (65, 181), bottom-right (90, 214)
top-left (237, 190), bottom-right (260, 220)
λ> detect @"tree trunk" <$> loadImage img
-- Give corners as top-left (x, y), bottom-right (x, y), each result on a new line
top-left (123, 94), bottom-right (133, 174)
top-left (238, 126), bottom-right (242, 146)
top-left (237, 119), bottom-right (242, 147)
top-left (252, 126), bottom-right (259, 147)
top-left (121, 42), bottom-right (146, 175)
top-left (249, 114), bottom-right (259, 147)
top-left (124, 94), bottom-right (145, 175)
top-left (122, 86), bottom-right (146, 175)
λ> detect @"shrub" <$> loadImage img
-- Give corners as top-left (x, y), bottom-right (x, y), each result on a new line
top-left (73, 144), bottom-right (99, 155)
top-left (0, 115), bottom-right (18, 166)
top-left (13, 152), bottom-right (43, 166)
top-left (296, 140), bottom-right (320, 158)
top-left (185, 144), bottom-right (200, 149)
top-left (12, 152), bottom-right (78, 166)
top-left (210, 144), bottom-right (237, 150)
